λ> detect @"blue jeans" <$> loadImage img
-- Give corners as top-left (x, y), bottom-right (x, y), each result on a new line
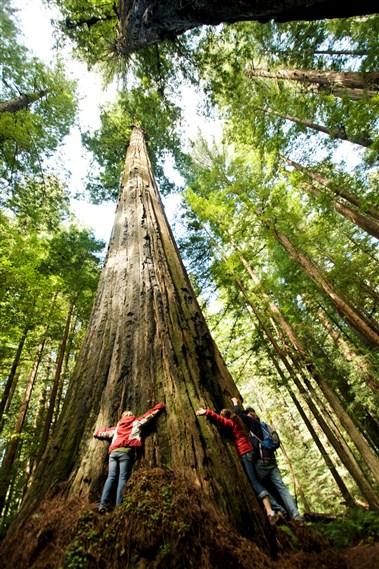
top-left (100, 450), bottom-right (135, 508)
top-left (255, 459), bottom-right (300, 519)
top-left (241, 452), bottom-right (284, 512)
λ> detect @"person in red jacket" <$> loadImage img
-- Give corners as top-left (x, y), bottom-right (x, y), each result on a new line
top-left (196, 407), bottom-right (282, 525)
top-left (94, 402), bottom-right (165, 512)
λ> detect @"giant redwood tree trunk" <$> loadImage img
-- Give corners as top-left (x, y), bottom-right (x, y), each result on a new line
top-left (115, 0), bottom-right (378, 54)
top-left (1, 127), bottom-right (271, 566)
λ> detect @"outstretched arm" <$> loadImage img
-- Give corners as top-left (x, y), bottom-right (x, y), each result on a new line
top-left (231, 397), bottom-right (244, 416)
top-left (196, 408), bottom-right (233, 429)
top-left (137, 402), bottom-right (165, 426)
top-left (94, 426), bottom-right (116, 440)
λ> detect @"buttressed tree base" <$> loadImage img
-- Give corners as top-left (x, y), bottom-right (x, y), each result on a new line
top-left (0, 128), bottom-right (348, 569)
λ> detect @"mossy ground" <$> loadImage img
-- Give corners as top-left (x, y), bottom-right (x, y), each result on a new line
top-left (0, 468), bottom-right (375, 569)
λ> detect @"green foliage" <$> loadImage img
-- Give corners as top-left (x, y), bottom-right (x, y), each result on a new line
top-left (0, 4), bottom-right (77, 184)
top-left (83, 87), bottom-right (184, 201)
top-left (316, 509), bottom-right (379, 547)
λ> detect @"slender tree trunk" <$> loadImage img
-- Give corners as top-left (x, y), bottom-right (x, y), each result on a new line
top-left (36, 302), bottom-right (74, 462)
top-left (254, 105), bottom-right (372, 147)
top-left (54, 314), bottom-right (77, 427)
top-left (0, 337), bottom-right (47, 515)
top-left (246, 68), bottom-right (379, 99)
top-left (288, 176), bottom-right (379, 239)
top-left (250, 310), bottom-right (355, 506)
top-left (277, 439), bottom-right (311, 513)
top-left (239, 252), bottom-right (379, 485)
top-left (317, 308), bottom-right (379, 395)
top-left (276, 49), bottom-right (369, 57)
top-left (7, 128), bottom-right (271, 562)
top-left (116, 1), bottom-right (378, 54)
top-left (273, 227), bottom-right (379, 347)
top-left (283, 156), bottom-right (379, 221)
top-left (233, 275), bottom-right (375, 506)
top-left (0, 90), bottom-right (48, 114)
top-left (0, 327), bottom-right (29, 428)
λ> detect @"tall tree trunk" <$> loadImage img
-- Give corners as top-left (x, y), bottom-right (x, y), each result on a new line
top-left (0, 336), bottom-right (47, 515)
top-left (254, 105), bottom-right (373, 148)
top-left (116, 1), bottom-right (378, 54)
top-left (0, 327), bottom-right (29, 428)
top-left (36, 302), bottom-right (74, 461)
top-left (283, 156), bottom-right (379, 221)
top-left (246, 68), bottom-right (379, 99)
top-left (273, 227), bottom-right (379, 347)
top-left (0, 90), bottom-right (48, 114)
top-left (8, 127), bottom-right (270, 559)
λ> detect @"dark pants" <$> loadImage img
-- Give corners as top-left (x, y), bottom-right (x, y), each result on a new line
top-left (100, 450), bottom-right (135, 508)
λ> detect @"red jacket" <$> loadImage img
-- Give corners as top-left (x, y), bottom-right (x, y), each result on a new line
top-left (94, 402), bottom-right (165, 453)
top-left (205, 409), bottom-right (253, 457)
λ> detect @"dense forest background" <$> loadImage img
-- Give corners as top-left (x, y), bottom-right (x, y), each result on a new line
top-left (0, 0), bottom-right (378, 555)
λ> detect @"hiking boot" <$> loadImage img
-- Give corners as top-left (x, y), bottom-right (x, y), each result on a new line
top-left (98, 504), bottom-right (108, 514)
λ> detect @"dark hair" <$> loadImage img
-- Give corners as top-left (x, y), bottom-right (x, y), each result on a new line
top-left (221, 408), bottom-right (248, 433)
top-left (245, 407), bottom-right (256, 414)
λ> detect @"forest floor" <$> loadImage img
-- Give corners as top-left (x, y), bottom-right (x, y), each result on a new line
top-left (0, 468), bottom-right (378, 569)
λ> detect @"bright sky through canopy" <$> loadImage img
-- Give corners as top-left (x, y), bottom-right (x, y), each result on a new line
top-left (12, 0), bottom-right (222, 246)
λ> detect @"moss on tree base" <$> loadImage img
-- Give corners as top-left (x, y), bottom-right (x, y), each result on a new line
top-left (0, 468), bottom-right (347, 569)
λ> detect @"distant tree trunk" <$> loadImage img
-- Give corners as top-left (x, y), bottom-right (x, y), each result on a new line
top-left (306, 182), bottom-right (379, 238)
top-left (36, 302), bottom-right (75, 462)
top-left (232, 276), bottom-right (371, 506)
top-left (0, 327), bottom-right (29, 428)
top-left (283, 156), bottom-right (379, 221)
top-left (317, 308), bottom-right (379, 395)
top-left (273, 227), bottom-right (379, 347)
top-left (254, 105), bottom-right (373, 147)
top-left (0, 336), bottom-right (47, 515)
top-left (5, 127), bottom-right (271, 564)
top-left (116, 1), bottom-right (378, 54)
top-left (248, 308), bottom-right (355, 506)
top-left (276, 49), bottom-right (369, 57)
top-left (53, 314), bottom-right (77, 427)
top-left (246, 68), bottom-right (379, 99)
top-left (239, 252), bottom-right (379, 485)
top-left (0, 90), bottom-right (48, 114)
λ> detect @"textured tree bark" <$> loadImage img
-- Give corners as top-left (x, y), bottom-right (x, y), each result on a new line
top-left (11, 127), bottom-right (268, 550)
top-left (283, 156), bottom-right (379, 221)
top-left (116, 0), bottom-right (378, 53)
top-left (253, 105), bottom-right (373, 147)
top-left (273, 228), bottom-right (379, 347)
top-left (0, 90), bottom-right (48, 114)
top-left (246, 68), bottom-right (379, 98)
